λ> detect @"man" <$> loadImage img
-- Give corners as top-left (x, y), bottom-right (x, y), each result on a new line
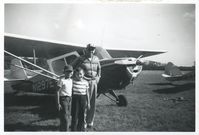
top-left (72, 44), bottom-right (101, 128)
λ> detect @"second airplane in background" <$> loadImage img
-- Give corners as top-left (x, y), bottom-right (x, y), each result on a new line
top-left (162, 62), bottom-right (195, 82)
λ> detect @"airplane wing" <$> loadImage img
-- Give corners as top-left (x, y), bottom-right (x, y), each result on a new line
top-left (107, 48), bottom-right (165, 58)
top-left (5, 33), bottom-right (166, 59)
top-left (5, 33), bottom-right (84, 59)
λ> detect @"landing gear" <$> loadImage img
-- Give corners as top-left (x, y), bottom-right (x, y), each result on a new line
top-left (102, 90), bottom-right (128, 106)
top-left (116, 95), bottom-right (127, 106)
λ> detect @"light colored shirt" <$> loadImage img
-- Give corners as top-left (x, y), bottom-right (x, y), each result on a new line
top-left (73, 79), bottom-right (89, 95)
top-left (58, 78), bottom-right (73, 97)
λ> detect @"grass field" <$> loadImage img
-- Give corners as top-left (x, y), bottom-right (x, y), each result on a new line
top-left (4, 70), bottom-right (195, 131)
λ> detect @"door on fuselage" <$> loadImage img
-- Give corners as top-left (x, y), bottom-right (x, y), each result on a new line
top-left (47, 51), bottom-right (80, 76)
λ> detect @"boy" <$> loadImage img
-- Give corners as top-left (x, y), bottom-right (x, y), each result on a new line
top-left (56, 65), bottom-right (73, 131)
top-left (71, 67), bottom-right (90, 131)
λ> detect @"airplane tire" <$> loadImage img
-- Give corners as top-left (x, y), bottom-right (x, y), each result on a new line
top-left (117, 95), bottom-right (128, 106)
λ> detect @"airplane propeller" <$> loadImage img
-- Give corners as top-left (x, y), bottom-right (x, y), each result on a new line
top-left (114, 55), bottom-right (143, 66)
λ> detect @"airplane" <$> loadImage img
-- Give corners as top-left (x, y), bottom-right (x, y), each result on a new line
top-left (4, 33), bottom-right (165, 106)
top-left (161, 62), bottom-right (195, 82)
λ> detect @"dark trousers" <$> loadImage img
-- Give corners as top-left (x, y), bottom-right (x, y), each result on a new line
top-left (59, 96), bottom-right (71, 131)
top-left (71, 95), bottom-right (87, 131)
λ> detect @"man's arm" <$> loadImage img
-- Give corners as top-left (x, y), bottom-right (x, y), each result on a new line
top-left (71, 57), bottom-right (80, 69)
top-left (71, 56), bottom-right (85, 69)
top-left (96, 57), bottom-right (101, 83)
top-left (86, 84), bottom-right (90, 110)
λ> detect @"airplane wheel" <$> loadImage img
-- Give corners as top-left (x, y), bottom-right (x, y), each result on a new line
top-left (117, 95), bottom-right (128, 106)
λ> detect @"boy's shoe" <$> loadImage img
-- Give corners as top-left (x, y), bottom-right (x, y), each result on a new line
top-left (87, 123), bottom-right (93, 128)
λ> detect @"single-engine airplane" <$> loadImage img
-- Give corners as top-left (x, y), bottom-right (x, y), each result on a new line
top-left (4, 33), bottom-right (165, 106)
top-left (162, 62), bottom-right (195, 82)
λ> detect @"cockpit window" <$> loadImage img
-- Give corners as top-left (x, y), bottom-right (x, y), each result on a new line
top-left (52, 55), bottom-right (78, 75)
top-left (65, 55), bottom-right (78, 65)
top-left (48, 52), bottom-right (79, 76)
top-left (51, 58), bottom-right (66, 75)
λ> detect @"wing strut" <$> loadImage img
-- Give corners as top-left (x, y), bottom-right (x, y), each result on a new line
top-left (4, 50), bottom-right (60, 79)
top-left (33, 49), bottom-right (36, 65)
top-left (11, 63), bottom-right (58, 80)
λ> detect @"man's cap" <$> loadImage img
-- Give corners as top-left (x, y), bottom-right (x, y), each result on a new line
top-left (64, 65), bottom-right (73, 72)
top-left (86, 43), bottom-right (96, 51)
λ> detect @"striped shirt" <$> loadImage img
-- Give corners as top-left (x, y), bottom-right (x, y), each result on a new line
top-left (73, 79), bottom-right (89, 95)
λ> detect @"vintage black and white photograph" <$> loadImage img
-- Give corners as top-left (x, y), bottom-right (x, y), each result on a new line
top-left (4, 3), bottom-right (195, 132)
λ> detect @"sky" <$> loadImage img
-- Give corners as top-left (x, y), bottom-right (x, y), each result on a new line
top-left (4, 3), bottom-right (195, 66)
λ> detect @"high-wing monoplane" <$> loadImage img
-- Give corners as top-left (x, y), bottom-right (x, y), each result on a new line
top-left (4, 33), bottom-right (165, 106)
top-left (162, 62), bottom-right (195, 82)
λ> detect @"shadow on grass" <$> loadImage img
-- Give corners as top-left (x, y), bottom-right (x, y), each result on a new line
top-left (5, 93), bottom-right (59, 131)
top-left (5, 122), bottom-right (58, 131)
top-left (147, 82), bottom-right (174, 86)
top-left (5, 93), bottom-right (56, 105)
top-left (153, 83), bottom-right (195, 94)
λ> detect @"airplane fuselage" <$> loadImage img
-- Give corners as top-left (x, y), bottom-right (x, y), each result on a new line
top-left (11, 66), bottom-right (134, 95)
top-left (10, 58), bottom-right (139, 95)
top-left (98, 59), bottom-right (134, 94)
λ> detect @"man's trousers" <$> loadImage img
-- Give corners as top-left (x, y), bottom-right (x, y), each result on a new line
top-left (86, 80), bottom-right (97, 127)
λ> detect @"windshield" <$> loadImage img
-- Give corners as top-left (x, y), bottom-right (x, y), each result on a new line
top-left (95, 46), bottom-right (112, 60)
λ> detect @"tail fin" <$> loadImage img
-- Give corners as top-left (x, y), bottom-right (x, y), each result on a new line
top-left (164, 62), bottom-right (182, 76)
top-left (10, 58), bottom-right (28, 79)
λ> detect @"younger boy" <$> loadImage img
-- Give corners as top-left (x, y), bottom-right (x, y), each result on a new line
top-left (56, 65), bottom-right (73, 131)
top-left (71, 67), bottom-right (90, 131)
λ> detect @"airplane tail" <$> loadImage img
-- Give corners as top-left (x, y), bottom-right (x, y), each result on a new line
top-left (10, 58), bottom-right (28, 80)
top-left (164, 62), bottom-right (183, 76)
